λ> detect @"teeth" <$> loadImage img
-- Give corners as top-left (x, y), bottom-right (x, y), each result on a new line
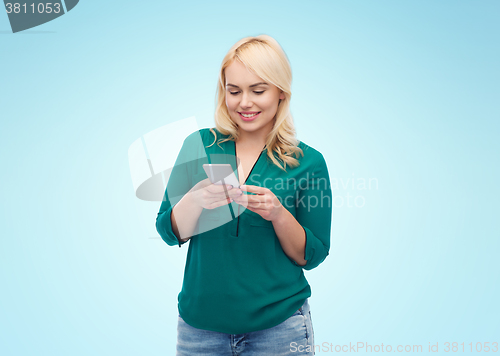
top-left (241, 112), bottom-right (259, 118)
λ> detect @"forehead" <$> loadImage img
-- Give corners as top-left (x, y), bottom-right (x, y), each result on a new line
top-left (225, 60), bottom-right (264, 86)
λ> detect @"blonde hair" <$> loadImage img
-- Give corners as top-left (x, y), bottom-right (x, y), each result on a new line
top-left (207, 34), bottom-right (303, 171)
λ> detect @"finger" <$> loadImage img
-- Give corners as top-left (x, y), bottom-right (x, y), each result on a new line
top-left (227, 189), bottom-right (243, 199)
top-left (206, 196), bottom-right (233, 209)
top-left (243, 195), bottom-right (266, 203)
top-left (204, 191), bottom-right (233, 204)
top-left (205, 183), bottom-right (234, 194)
top-left (191, 178), bottom-right (212, 191)
top-left (241, 201), bottom-right (268, 209)
top-left (203, 184), bottom-right (234, 201)
top-left (240, 184), bottom-right (267, 195)
top-left (233, 196), bottom-right (268, 208)
top-left (233, 194), bottom-right (265, 205)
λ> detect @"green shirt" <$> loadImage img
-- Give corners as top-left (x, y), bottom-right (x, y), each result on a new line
top-left (156, 128), bottom-right (332, 334)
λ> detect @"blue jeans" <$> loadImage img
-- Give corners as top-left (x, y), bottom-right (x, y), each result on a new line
top-left (176, 299), bottom-right (315, 355)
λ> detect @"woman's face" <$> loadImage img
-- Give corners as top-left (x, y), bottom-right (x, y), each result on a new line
top-left (225, 60), bottom-right (285, 137)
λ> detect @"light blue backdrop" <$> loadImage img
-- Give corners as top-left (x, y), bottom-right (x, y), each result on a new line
top-left (1, 1), bottom-right (498, 355)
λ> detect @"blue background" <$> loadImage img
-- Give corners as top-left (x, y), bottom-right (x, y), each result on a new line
top-left (1, 1), bottom-right (498, 355)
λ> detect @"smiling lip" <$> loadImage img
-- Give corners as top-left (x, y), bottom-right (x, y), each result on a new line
top-left (238, 112), bottom-right (261, 121)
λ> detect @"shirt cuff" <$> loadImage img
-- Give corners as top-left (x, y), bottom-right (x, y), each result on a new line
top-left (289, 225), bottom-right (328, 270)
top-left (157, 204), bottom-right (189, 248)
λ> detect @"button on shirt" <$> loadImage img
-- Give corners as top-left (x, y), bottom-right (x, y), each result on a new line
top-left (156, 128), bottom-right (332, 334)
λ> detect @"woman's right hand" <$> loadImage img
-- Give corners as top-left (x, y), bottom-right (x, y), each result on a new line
top-left (189, 178), bottom-right (242, 210)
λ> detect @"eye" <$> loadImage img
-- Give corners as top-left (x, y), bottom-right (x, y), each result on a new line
top-left (229, 91), bottom-right (239, 95)
top-left (254, 91), bottom-right (264, 95)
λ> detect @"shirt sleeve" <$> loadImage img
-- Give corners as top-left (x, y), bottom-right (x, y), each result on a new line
top-left (155, 130), bottom-right (202, 247)
top-left (294, 153), bottom-right (332, 270)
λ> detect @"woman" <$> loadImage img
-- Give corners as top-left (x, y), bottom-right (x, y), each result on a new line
top-left (156, 35), bottom-right (332, 355)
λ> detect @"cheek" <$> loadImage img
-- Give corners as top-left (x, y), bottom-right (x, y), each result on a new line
top-left (225, 96), bottom-right (237, 111)
top-left (262, 95), bottom-right (279, 111)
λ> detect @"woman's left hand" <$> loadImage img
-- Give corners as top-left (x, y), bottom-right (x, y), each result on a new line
top-left (232, 185), bottom-right (284, 222)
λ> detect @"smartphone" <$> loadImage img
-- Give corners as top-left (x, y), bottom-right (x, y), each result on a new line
top-left (202, 164), bottom-right (240, 188)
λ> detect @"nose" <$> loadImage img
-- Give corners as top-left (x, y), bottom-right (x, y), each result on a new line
top-left (240, 92), bottom-right (253, 109)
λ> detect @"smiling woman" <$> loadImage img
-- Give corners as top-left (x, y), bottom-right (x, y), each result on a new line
top-left (156, 34), bottom-right (332, 356)
top-left (211, 35), bottom-right (303, 172)
top-left (225, 61), bottom-right (284, 134)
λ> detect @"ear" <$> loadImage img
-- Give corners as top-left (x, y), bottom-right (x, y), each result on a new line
top-left (279, 91), bottom-right (285, 100)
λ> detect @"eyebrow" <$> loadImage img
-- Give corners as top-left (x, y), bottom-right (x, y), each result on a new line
top-left (225, 82), bottom-right (269, 88)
